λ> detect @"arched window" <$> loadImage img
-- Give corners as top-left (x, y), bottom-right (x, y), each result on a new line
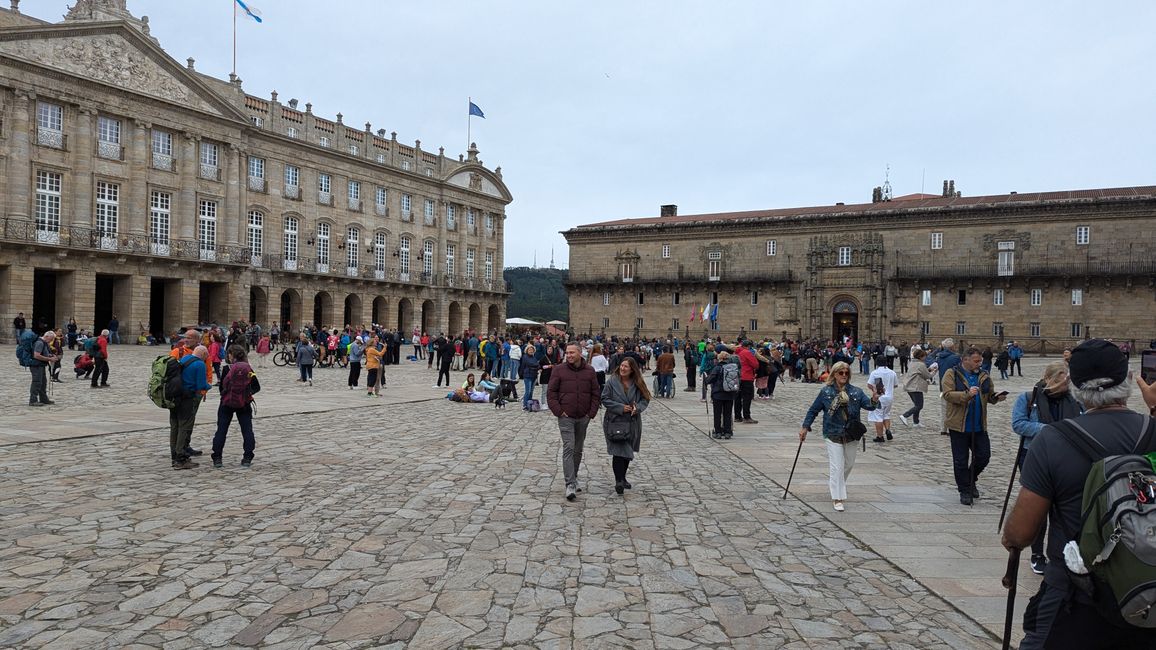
top-left (247, 210), bottom-right (263, 263)
top-left (399, 235), bottom-right (411, 278)
top-left (317, 222), bottom-right (331, 271)
top-left (373, 232), bottom-right (387, 278)
top-left (346, 226), bottom-right (359, 274)
top-left (423, 239), bottom-right (435, 275)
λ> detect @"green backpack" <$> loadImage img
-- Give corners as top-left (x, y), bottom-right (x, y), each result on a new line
top-left (1052, 416), bottom-right (1156, 628)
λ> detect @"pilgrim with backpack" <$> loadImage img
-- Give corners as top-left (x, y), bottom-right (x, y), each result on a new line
top-left (211, 345), bottom-right (260, 469)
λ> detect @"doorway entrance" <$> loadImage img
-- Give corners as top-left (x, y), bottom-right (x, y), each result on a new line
top-left (832, 300), bottom-right (859, 344)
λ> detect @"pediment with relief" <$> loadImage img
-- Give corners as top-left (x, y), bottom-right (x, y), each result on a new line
top-left (0, 31), bottom-right (230, 117)
top-left (446, 166), bottom-right (512, 201)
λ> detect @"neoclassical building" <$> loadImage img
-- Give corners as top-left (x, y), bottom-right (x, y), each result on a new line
top-left (0, 0), bottom-right (511, 342)
top-left (565, 185), bottom-right (1156, 351)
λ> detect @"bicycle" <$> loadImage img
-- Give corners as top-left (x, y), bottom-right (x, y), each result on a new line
top-left (272, 343), bottom-right (296, 367)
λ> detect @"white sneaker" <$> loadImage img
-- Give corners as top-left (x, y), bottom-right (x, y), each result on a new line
top-left (565, 487), bottom-right (577, 501)
top-left (833, 501), bottom-right (845, 512)
top-left (900, 415), bottom-right (911, 427)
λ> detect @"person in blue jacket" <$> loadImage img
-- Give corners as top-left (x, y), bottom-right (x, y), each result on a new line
top-left (932, 338), bottom-right (961, 434)
top-left (799, 361), bottom-right (879, 512)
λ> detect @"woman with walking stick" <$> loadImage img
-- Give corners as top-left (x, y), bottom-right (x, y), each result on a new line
top-left (798, 361), bottom-right (878, 512)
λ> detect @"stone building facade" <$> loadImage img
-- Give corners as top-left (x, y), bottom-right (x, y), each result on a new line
top-left (564, 187), bottom-right (1156, 352)
top-left (0, 0), bottom-right (511, 342)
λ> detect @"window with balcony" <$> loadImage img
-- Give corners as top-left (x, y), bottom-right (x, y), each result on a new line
top-left (621, 262), bottom-right (634, 283)
top-left (1031, 288), bottom-right (1042, 306)
top-left (346, 226), bottom-right (359, 275)
top-left (994, 288), bottom-right (1004, 306)
top-left (348, 180), bottom-right (361, 210)
top-left (36, 101), bottom-right (64, 148)
top-left (247, 211), bottom-right (263, 264)
top-left (284, 164), bottom-right (300, 199)
top-left (447, 204), bottom-right (456, 229)
top-left (318, 173), bottom-right (332, 205)
top-left (766, 239), bottom-right (777, 256)
top-left (998, 241), bottom-right (1015, 276)
top-left (199, 141), bottom-right (219, 180)
top-left (992, 322), bottom-right (1004, 337)
top-left (373, 232), bottom-right (387, 278)
top-left (1072, 289), bottom-right (1083, 305)
top-left (445, 243), bottom-right (455, 276)
top-left (485, 251), bottom-right (494, 280)
top-left (151, 129), bottom-right (173, 171)
top-left (931, 231), bottom-right (943, 250)
top-left (248, 156), bottom-right (266, 192)
top-left (661, 243), bottom-right (670, 258)
top-left (921, 289), bottom-right (931, 306)
top-left (198, 200), bottom-right (217, 260)
top-left (95, 181), bottom-right (119, 250)
top-left (466, 248), bottom-right (475, 278)
top-left (283, 217), bottom-right (298, 270)
top-left (707, 260), bottom-right (720, 281)
top-left (149, 190), bottom-right (171, 255)
top-left (35, 171), bottom-right (62, 243)
top-left (401, 194), bottom-right (412, 220)
top-left (316, 222), bottom-right (330, 272)
top-left (423, 240), bottom-right (435, 276)
top-left (375, 187), bottom-right (388, 216)
top-left (97, 116), bottom-right (122, 160)
top-left (399, 236), bottom-right (411, 279)
top-left (424, 199), bottom-right (435, 224)
top-left (1076, 226), bottom-right (1090, 246)
top-left (837, 246), bottom-right (852, 266)
top-left (1030, 322), bottom-right (1041, 337)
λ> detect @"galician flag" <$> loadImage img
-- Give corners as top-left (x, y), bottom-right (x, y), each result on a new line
top-left (235, 0), bottom-right (263, 22)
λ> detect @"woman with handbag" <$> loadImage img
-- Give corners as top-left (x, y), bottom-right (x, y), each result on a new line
top-left (798, 361), bottom-right (879, 512)
top-left (601, 356), bottom-right (652, 495)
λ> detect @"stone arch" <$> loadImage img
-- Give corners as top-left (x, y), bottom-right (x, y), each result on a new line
top-left (421, 299), bottom-right (436, 333)
top-left (249, 286), bottom-right (268, 326)
top-left (344, 293), bottom-right (362, 328)
top-left (487, 304), bottom-right (501, 333)
top-left (468, 302), bottom-right (483, 334)
top-left (279, 288), bottom-right (302, 330)
top-left (448, 301), bottom-right (462, 336)
top-left (397, 297), bottom-right (413, 334)
top-left (827, 294), bottom-right (862, 344)
top-left (313, 290), bottom-right (333, 328)
top-left (372, 296), bottom-right (389, 326)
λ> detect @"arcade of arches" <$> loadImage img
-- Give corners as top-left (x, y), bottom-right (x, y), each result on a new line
top-left (269, 284), bottom-right (502, 336)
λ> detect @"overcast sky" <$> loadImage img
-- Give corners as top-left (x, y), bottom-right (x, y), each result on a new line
top-left (27, 1), bottom-right (1156, 268)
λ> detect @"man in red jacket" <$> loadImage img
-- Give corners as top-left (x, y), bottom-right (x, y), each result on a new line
top-left (547, 342), bottom-right (601, 501)
top-left (734, 340), bottom-right (759, 424)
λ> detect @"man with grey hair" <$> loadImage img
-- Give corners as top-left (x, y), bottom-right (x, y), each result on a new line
top-left (170, 345), bottom-right (211, 470)
top-left (932, 337), bottom-right (961, 435)
top-left (1003, 339), bottom-right (1156, 648)
top-left (90, 328), bottom-right (111, 388)
top-left (28, 330), bottom-right (58, 406)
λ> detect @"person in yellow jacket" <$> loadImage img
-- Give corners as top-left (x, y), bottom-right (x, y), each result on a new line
top-left (364, 335), bottom-right (384, 397)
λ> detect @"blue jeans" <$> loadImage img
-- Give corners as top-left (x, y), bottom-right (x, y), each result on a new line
top-left (522, 378), bottom-right (535, 408)
top-left (658, 373), bottom-right (673, 396)
top-left (504, 359), bottom-right (520, 381)
top-left (109, 330), bottom-right (120, 344)
top-left (212, 404), bottom-right (255, 460)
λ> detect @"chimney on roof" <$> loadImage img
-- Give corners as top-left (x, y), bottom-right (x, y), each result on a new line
top-left (872, 186), bottom-right (882, 203)
top-left (942, 180), bottom-right (950, 197)
top-left (660, 204), bottom-right (677, 217)
top-left (948, 180), bottom-right (956, 196)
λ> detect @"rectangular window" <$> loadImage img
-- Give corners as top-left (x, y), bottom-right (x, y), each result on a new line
top-left (1031, 288), bottom-right (1042, 306)
top-left (749, 319), bottom-right (758, 332)
top-left (621, 262), bottom-right (634, 282)
top-left (1076, 226), bottom-right (1090, 246)
top-left (485, 213), bottom-right (494, 233)
top-left (97, 116), bottom-right (121, 159)
top-left (766, 239), bottom-right (777, 256)
top-left (603, 292), bottom-right (610, 306)
top-left (446, 204), bottom-right (456, 228)
top-left (994, 288), bottom-right (1004, 306)
top-left (283, 217), bottom-right (298, 268)
top-left (402, 160), bottom-right (411, 171)
top-left (151, 129), bottom-right (173, 171)
top-left (247, 211), bottom-right (263, 259)
top-left (37, 101), bottom-right (63, 131)
top-left (992, 322), bottom-right (1004, 337)
top-left (673, 291), bottom-right (680, 306)
top-left (373, 232), bottom-right (387, 274)
top-left (35, 170), bottom-right (62, 242)
top-left (199, 141), bottom-right (218, 166)
top-left (931, 232), bottom-right (943, 250)
top-left (319, 135), bottom-right (330, 148)
top-left (957, 289), bottom-right (967, 305)
top-left (346, 227), bottom-right (359, 272)
top-left (661, 243), bottom-right (670, 258)
top-left (316, 222), bottom-right (331, 269)
top-left (401, 193), bottom-right (412, 216)
top-left (1071, 322), bottom-right (1082, 338)
top-left (837, 246), bottom-right (851, 266)
top-left (467, 209), bottom-right (477, 228)
top-left (673, 318), bottom-right (680, 331)
top-left (399, 236), bottom-right (410, 276)
top-left (318, 173), bottom-right (331, 205)
top-left (637, 292), bottom-right (644, 305)
top-left (198, 200), bottom-right (217, 260)
top-left (287, 126), bottom-right (298, 139)
top-left (376, 186), bottom-right (387, 206)
top-left (485, 251), bottom-right (493, 280)
top-left (348, 144), bottom-right (359, 156)
top-left (348, 180), bottom-right (361, 201)
top-left (921, 289), bottom-right (931, 306)
top-left (1072, 289), bottom-right (1083, 306)
top-left (376, 153), bottom-right (385, 164)
top-left (423, 240), bottom-right (435, 275)
top-left (751, 291), bottom-right (759, 306)
top-left (1030, 322), bottom-right (1041, 337)
top-left (285, 164), bottom-right (299, 187)
top-left (635, 317), bottom-right (644, 331)
top-left (445, 243), bottom-right (455, 276)
top-left (921, 321), bottom-right (931, 336)
top-left (248, 156), bottom-right (265, 179)
top-left (708, 260), bottom-right (721, 281)
top-left (465, 248), bottom-right (475, 277)
top-left (955, 321), bottom-right (966, 336)
top-left (149, 190), bottom-right (171, 255)
top-left (424, 199), bottom-right (435, 219)
top-left (708, 250), bottom-right (721, 260)
top-left (602, 317), bottom-right (610, 329)
top-left (95, 181), bottom-right (119, 248)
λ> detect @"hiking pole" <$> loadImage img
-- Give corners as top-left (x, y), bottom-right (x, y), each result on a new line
top-left (998, 437), bottom-right (1025, 532)
top-left (783, 436), bottom-right (805, 499)
top-left (1001, 547), bottom-right (1022, 650)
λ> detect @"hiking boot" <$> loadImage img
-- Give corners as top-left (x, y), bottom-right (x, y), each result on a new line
top-left (211, 456), bottom-right (223, 469)
top-left (173, 460), bottom-right (198, 470)
top-left (960, 493), bottom-right (973, 506)
top-left (184, 447), bottom-right (203, 456)
top-left (29, 402), bottom-right (43, 407)
top-left (565, 487), bottom-right (577, 501)
top-left (241, 458), bottom-right (253, 468)
top-left (623, 480), bottom-right (632, 489)
top-left (615, 482), bottom-right (625, 495)
top-left (885, 429), bottom-right (894, 441)
top-left (970, 485), bottom-right (980, 498)
top-left (1030, 554), bottom-right (1047, 575)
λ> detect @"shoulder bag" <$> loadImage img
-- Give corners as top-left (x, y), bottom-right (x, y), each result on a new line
top-left (607, 415), bottom-right (633, 442)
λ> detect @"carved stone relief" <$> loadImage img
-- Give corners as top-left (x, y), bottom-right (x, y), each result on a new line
top-left (981, 229), bottom-right (1032, 251)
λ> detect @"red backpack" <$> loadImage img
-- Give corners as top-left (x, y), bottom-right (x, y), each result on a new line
top-left (221, 362), bottom-right (255, 409)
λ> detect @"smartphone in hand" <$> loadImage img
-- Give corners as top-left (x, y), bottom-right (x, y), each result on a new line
top-left (1142, 350), bottom-right (1156, 384)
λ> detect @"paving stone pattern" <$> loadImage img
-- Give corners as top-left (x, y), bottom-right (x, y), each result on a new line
top-left (3, 347), bottom-right (1113, 648)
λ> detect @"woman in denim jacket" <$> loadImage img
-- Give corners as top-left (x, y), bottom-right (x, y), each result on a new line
top-left (799, 361), bottom-right (878, 512)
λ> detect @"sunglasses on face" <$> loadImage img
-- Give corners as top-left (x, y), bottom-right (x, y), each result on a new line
top-left (834, 371), bottom-right (849, 376)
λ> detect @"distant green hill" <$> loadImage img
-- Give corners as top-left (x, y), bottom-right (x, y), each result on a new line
top-left (504, 267), bottom-right (568, 323)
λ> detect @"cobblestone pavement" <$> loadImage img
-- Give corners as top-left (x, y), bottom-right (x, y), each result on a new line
top-left (0, 346), bottom-right (1004, 648)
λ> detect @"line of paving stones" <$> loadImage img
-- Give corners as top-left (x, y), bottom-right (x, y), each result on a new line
top-left (0, 371), bottom-right (998, 648)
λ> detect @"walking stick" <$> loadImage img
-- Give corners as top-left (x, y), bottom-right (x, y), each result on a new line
top-left (999, 436), bottom-right (1025, 532)
top-left (783, 437), bottom-right (805, 500)
top-left (1002, 547), bottom-right (1022, 650)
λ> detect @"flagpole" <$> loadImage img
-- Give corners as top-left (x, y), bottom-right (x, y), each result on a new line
top-left (232, 0), bottom-right (237, 77)
top-left (467, 96), bottom-right (472, 152)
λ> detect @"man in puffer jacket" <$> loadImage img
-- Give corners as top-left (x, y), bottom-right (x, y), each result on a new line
top-left (547, 342), bottom-right (601, 501)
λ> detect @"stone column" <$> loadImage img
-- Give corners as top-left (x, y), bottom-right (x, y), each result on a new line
top-left (178, 134), bottom-right (198, 240)
top-left (71, 107), bottom-right (95, 228)
top-left (125, 273), bottom-right (152, 336)
top-left (65, 268), bottom-right (96, 330)
top-left (224, 144), bottom-right (240, 245)
top-left (178, 278), bottom-right (200, 327)
top-left (127, 119), bottom-right (150, 235)
top-left (7, 90), bottom-right (33, 219)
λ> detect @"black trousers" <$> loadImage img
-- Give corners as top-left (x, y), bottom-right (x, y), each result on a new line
top-left (611, 455), bottom-right (632, 483)
top-left (733, 380), bottom-right (754, 420)
top-left (437, 364), bottom-right (451, 386)
top-left (348, 361), bottom-right (362, 387)
top-left (899, 357), bottom-right (909, 373)
top-left (713, 398), bottom-right (734, 434)
top-left (685, 362), bottom-right (697, 389)
top-left (91, 358), bottom-right (109, 386)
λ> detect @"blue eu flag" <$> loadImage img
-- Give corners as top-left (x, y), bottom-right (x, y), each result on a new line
top-left (469, 102), bottom-right (485, 119)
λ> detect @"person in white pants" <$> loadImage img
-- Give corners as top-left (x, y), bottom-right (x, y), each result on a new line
top-left (867, 355), bottom-right (899, 443)
top-left (799, 361), bottom-right (879, 512)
